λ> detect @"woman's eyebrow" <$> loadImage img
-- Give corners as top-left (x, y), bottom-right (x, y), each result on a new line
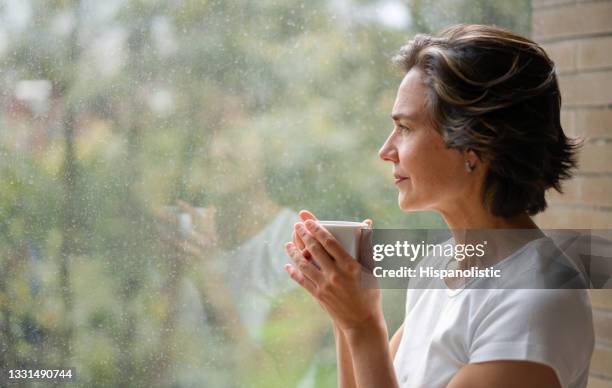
top-left (391, 113), bottom-right (417, 123)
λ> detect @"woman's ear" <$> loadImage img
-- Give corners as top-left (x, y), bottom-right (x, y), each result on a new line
top-left (464, 148), bottom-right (484, 173)
top-left (466, 149), bottom-right (479, 167)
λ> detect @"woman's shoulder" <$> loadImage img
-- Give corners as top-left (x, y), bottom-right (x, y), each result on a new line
top-left (468, 288), bottom-right (594, 387)
top-left (491, 236), bottom-right (590, 289)
top-left (486, 287), bottom-right (592, 315)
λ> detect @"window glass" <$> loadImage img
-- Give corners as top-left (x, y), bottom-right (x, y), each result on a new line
top-left (0, 0), bottom-right (529, 386)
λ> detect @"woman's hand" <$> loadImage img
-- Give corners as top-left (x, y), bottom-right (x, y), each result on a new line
top-left (292, 210), bottom-right (372, 260)
top-left (155, 200), bottom-right (218, 265)
top-left (291, 210), bottom-right (317, 259)
top-left (285, 212), bottom-right (399, 388)
top-left (284, 211), bottom-right (382, 335)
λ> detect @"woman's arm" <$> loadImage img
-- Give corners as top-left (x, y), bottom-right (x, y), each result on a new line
top-left (285, 218), bottom-right (401, 388)
top-left (343, 319), bottom-right (399, 388)
top-left (335, 321), bottom-right (404, 388)
top-left (389, 322), bottom-right (404, 360)
top-left (447, 361), bottom-right (561, 388)
top-left (334, 323), bottom-right (357, 388)
top-left (192, 264), bottom-right (247, 342)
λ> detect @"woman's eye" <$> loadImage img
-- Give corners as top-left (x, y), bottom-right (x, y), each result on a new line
top-left (398, 125), bottom-right (411, 132)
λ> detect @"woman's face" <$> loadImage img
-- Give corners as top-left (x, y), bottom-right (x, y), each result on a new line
top-left (208, 128), bottom-right (265, 197)
top-left (378, 68), bottom-right (474, 213)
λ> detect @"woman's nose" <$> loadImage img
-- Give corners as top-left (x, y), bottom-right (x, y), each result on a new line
top-left (378, 135), bottom-right (398, 163)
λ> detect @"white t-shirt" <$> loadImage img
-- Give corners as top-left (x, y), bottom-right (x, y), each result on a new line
top-left (179, 207), bottom-right (299, 341)
top-left (173, 208), bottom-right (301, 386)
top-left (393, 236), bottom-right (595, 388)
top-left (220, 207), bottom-right (299, 340)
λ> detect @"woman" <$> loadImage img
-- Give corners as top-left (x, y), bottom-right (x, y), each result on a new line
top-left (284, 24), bottom-right (594, 388)
top-left (157, 125), bottom-right (331, 386)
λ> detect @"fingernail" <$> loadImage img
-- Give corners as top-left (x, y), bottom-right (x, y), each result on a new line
top-left (304, 220), bottom-right (315, 229)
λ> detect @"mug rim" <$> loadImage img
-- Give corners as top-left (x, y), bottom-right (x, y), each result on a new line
top-left (317, 220), bottom-right (369, 228)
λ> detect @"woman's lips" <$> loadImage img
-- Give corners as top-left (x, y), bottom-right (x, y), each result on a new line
top-left (394, 176), bottom-right (409, 185)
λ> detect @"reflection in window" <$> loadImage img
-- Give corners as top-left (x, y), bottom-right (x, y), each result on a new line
top-left (0, 0), bottom-right (528, 386)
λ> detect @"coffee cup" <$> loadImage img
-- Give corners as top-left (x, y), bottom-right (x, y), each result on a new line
top-left (163, 206), bottom-right (208, 237)
top-left (316, 220), bottom-right (370, 260)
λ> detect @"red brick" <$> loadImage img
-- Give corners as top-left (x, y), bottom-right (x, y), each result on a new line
top-left (533, 0), bottom-right (575, 9)
top-left (576, 108), bottom-right (612, 139)
top-left (561, 109), bottom-right (577, 137)
top-left (533, 2), bottom-right (612, 41)
top-left (578, 36), bottom-right (612, 71)
top-left (548, 176), bottom-right (612, 207)
top-left (594, 309), bottom-right (612, 343)
top-left (543, 41), bottom-right (576, 74)
top-left (546, 177), bottom-right (581, 205)
top-left (535, 206), bottom-right (612, 228)
top-left (579, 142), bottom-right (612, 173)
top-left (591, 290), bottom-right (612, 311)
top-left (588, 376), bottom-right (612, 388)
top-left (581, 177), bottom-right (612, 207)
top-left (559, 71), bottom-right (612, 107)
top-left (591, 344), bottom-right (612, 379)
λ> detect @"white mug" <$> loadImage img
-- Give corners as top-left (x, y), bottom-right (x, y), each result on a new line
top-left (163, 206), bottom-right (208, 237)
top-left (317, 220), bottom-right (370, 259)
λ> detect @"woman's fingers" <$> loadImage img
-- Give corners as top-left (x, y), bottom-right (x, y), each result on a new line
top-left (295, 211), bottom-right (369, 266)
top-left (284, 242), bottom-right (324, 285)
top-left (303, 220), bottom-right (355, 269)
top-left (297, 210), bottom-right (317, 252)
top-left (294, 223), bottom-right (336, 272)
top-left (153, 206), bottom-right (181, 228)
top-left (186, 228), bottom-right (216, 251)
top-left (176, 199), bottom-right (199, 220)
top-left (299, 210), bottom-right (318, 222)
top-left (298, 210), bottom-right (319, 257)
top-left (292, 231), bottom-right (313, 259)
top-left (294, 208), bottom-right (317, 250)
top-left (283, 263), bottom-right (317, 296)
top-left (292, 230), bottom-right (305, 250)
top-left (180, 239), bottom-right (205, 258)
top-left (177, 200), bottom-right (215, 232)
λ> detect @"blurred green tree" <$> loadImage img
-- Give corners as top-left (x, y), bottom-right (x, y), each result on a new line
top-left (0, 0), bottom-right (530, 386)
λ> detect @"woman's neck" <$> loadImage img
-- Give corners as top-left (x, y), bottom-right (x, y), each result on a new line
top-left (440, 199), bottom-right (539, 232)
top-left (439, 199), bottom-right (544, 269)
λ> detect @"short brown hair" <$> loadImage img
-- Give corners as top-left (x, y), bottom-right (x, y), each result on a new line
top-left (393, 24), bottom-right (579, 218)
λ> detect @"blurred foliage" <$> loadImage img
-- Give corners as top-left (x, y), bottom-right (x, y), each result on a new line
top-left (0, 0), bottom-right (529, 386)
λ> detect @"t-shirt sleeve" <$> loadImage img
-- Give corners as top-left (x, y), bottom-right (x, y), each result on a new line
top-left (469, 289), bottom-right (594, 388)
top-left (247, 209), bottom-right (300, 299)
top-left (264, 214), bottom-right (300, 296)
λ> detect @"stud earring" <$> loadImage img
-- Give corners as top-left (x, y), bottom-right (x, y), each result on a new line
top-left (465, 160), bottom-right (473, 173)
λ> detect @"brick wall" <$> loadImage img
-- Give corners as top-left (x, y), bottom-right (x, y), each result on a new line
top-left (532, 0), bottom-right (612, 386)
